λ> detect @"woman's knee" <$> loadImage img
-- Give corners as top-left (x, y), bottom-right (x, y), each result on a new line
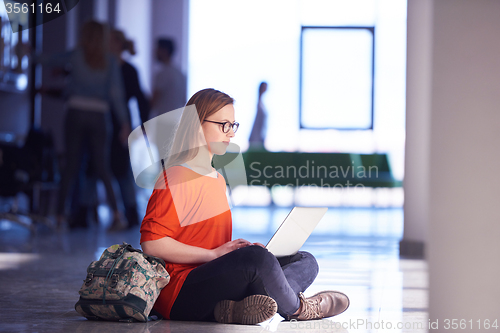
top-left (236, 245), bottom-right (278, 270)
top-left (298, 251), bottom-right (319, 279)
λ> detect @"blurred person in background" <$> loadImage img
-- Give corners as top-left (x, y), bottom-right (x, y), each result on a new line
top-left (249, 81), bottom-right (268, 150)
top-left (69, 29), bottom-right (151, 231)
top-left (150, 37), bottom-right (186, 118)
top-left (38, 20), bottom-right (130, 230)
top-left (107, 29), bottom-right (150, 229)
top-left (148, 37), bottom-right (187, 162)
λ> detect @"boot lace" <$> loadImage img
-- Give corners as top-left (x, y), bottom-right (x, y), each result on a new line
top-left (298, 292), bottom-right (322, 320)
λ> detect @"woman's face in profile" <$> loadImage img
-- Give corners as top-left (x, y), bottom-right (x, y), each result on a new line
top-left (202, 104), bottom-right (236, 156)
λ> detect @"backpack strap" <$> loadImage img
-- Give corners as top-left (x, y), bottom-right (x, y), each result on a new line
top-left (121, 242), bottom-right (167, 268)
top-left (102, 249), bottom-right (127, 304)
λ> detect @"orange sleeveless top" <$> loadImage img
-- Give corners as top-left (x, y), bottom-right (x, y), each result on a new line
top-left (140, 165), bottom-right (232, 319)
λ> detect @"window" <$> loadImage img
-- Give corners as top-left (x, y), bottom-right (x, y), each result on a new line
top-left (300, 27), bottom-right (374, 130)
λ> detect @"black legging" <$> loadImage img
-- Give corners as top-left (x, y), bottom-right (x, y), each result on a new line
top-left (57, 108), bottom-right (118, 215)
top-left (169, 245), bottom-right (319, 321)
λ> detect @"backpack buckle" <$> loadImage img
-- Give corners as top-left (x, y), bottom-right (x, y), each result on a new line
top-left (84, 273), bottom-right (94, 286)
top-left (110, 274), bottom-right (119, 288)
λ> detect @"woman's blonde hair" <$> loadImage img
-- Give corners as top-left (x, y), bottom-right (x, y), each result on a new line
top-left (111, 29), bottom-right (136, 55)
top-left (79, 20), bottom-right (108, 69)
top-left (164, 88), bottom-right (234, 169)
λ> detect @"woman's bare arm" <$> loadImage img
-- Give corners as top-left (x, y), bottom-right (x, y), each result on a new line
top-left (141, 236), bottom-right (252, 265)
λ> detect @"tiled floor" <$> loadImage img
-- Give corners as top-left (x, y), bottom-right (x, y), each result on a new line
top-left (0, 205), bottom-right (427, 333)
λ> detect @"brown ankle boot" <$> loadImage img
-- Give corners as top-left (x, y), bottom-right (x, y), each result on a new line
top-left (214, 295), bottom-right (277, 325)
top-left (290, 291), bottom-right (349, 321)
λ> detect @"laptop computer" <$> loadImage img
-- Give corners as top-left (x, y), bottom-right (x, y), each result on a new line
top-left (265, 207), bottom-right (328, 257)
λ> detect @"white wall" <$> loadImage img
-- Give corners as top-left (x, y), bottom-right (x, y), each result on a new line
top-left (93, 0), bottom-right (108, 22)
top-left (402, 0), bottom-right (432, 253)
top-left (150, 0), bottom-right (189, 83)
top-left (426, 0), bottom-right (500, 326)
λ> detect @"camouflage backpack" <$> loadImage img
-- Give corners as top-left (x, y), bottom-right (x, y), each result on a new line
top-left (75, 243), bottom-right (170, 322)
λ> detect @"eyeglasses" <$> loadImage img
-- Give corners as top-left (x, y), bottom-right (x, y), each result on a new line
top-left (204, 120), bottom-right (239, 133)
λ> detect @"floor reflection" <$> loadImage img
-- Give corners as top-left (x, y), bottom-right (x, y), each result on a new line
top-left (0, 205), bottom-right (427, 333)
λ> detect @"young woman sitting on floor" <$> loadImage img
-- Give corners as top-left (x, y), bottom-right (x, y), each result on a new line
top-left (140, 88), bottom-right (349, 324)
